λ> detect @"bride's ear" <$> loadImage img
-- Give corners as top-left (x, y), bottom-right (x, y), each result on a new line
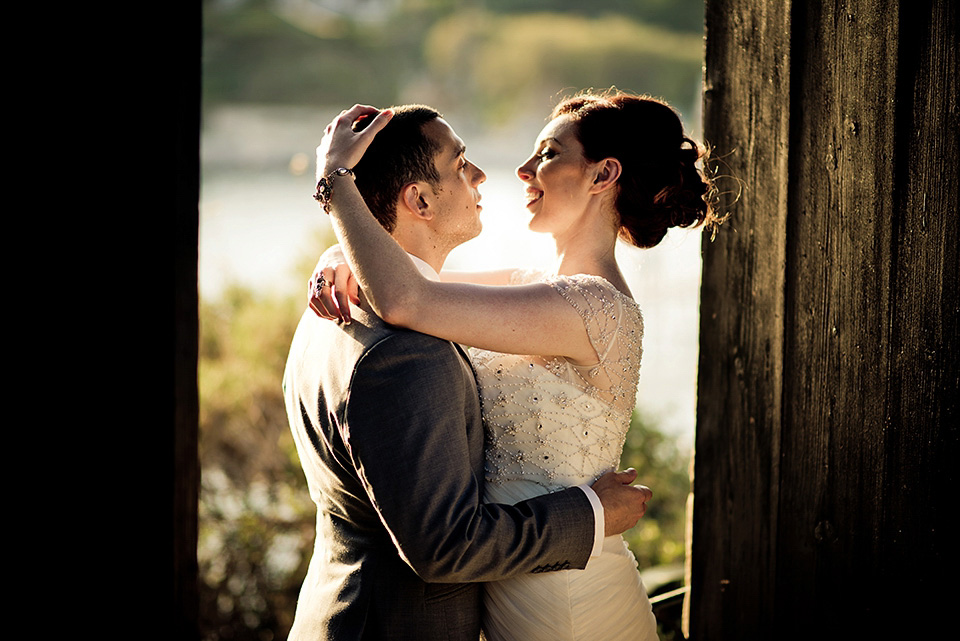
top-left (589, 158), bottom-right (622, 194)
top-left (399, 183), bottom-right (434, 220)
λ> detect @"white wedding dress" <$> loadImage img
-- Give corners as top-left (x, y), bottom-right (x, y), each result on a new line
top-left (470, 272), bottom-right (659, 641)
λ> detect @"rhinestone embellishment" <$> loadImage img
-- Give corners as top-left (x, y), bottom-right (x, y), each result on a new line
top-left (471, 273), bottom-right (644, 493)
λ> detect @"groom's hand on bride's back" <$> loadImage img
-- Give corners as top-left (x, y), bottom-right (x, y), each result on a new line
top-left (591, 469), bottom-right (653, 536)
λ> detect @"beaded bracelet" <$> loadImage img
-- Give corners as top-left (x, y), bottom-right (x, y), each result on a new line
top-left (313, 167), bottom-right (355, 213)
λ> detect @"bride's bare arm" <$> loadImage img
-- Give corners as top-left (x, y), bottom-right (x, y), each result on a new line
top-left (307, 249), bottom-right (515, 322)
top-left (319, 106), bottom-right (596, 363)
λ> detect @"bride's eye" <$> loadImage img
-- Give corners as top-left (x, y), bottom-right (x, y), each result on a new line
top-left (538, 149), bottom-right (556, 161)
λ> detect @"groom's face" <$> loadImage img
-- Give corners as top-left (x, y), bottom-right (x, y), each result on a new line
top-left (420, 118), bottom-right (486, 249)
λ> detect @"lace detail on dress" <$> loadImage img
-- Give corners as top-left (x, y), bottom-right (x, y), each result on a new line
top-left (545, 275), bottom-right (644, 414)
top-left (470, 274), bottom-right (644, 492)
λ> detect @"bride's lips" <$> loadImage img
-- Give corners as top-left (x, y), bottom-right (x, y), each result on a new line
top-left (524, 187), bottom-right (543, 208)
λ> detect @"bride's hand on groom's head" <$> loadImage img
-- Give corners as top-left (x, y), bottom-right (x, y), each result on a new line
top-left (308, 247), bottom-right (360, 324)
top-left (591, 469), bottom-right (653, 537)
top-left (316, 105), bottom-right (394, 177)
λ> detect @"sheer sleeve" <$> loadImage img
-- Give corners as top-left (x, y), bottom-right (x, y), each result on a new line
top-left (546, 275), bottom-right (644, 412)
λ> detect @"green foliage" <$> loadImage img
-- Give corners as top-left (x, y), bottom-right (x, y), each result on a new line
top-left (424, 10), bottom-right (703, 123)
top-left (482, 0), bottom-right (705, 33)
top-left (199, 469), bottom-right (315, 639)
top-left (203, 0), bottom-right (421, 107)
top-left (200, 285), bottom-right (303, 485)
top-left (199, 283), bottom-right (313, 641)
top-left (199, 226), bottom-right (342, 639)
top-left (203, 1), bottom-right (704, 125)
top-left (620, 410), bottom-right (692, 569)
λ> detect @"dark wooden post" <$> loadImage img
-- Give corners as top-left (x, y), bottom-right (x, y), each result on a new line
top-left (174, 1), bottom-right (201, 638)
top-left (693, 1), bottom-right (958, 638)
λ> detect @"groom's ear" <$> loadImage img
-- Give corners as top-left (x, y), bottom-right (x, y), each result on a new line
top-left (399, 182), bottom-right (435, 221)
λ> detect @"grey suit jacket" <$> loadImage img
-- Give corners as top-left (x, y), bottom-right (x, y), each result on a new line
top-left (282, 301), bottom-right (594, 641)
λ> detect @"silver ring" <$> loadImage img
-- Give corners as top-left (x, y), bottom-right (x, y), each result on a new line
top-left (314, 274), bottom-right (327, 297)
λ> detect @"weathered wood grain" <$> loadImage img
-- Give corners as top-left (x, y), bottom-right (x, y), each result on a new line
top-left (694, 0), bottom-right (958, 637)
top-left (778, 1), bottom-right (903, 631)
top-left (693, 1), bottom-right (792, 638)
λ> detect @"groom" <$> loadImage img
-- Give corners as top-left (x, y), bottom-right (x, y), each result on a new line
top-left (283, 104), bottom-right (651, 640)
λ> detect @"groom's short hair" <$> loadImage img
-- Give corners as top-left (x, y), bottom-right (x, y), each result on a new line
top-left (352, 104), bottom-right (443, 233)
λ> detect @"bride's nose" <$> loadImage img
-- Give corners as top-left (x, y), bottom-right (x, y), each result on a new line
top-left (516, 158), bottom-right (535, 181)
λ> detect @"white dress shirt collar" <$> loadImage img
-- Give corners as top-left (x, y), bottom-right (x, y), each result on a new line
top-left (407, 253), bottom-right (441, 282)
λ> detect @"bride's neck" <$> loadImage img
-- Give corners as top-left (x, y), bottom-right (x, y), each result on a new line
top-left (550, 200), bottom-right (620, 274)
top-left (553, 233), bottom-right (620, 281)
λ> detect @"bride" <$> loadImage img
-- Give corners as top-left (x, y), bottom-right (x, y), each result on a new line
top-left (313, 90), bottom-right (718, 641)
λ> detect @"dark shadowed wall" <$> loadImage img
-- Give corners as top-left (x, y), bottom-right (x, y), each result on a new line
top-left (175, 2), bottom-right (201, 639)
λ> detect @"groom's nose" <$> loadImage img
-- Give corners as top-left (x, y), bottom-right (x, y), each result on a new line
top-left (468, 160), bottom-right (486, 185)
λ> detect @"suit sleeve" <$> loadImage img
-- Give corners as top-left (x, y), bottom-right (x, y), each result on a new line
top-left (343, 333), bottom-right (595, 583)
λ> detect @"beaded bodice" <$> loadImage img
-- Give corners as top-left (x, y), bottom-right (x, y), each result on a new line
top-left (470, 272), bottom-right (644, 498)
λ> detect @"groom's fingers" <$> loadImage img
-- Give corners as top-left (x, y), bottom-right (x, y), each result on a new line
top-left (592, 470), bottom-right (654, 536)
top-left (634, 485), bottom-right (653, 510)
top-left (616, 468), bottom-right (652, 504)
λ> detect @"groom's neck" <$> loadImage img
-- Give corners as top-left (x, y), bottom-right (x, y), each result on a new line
top-left (391, 231), bottom-right (449, 275)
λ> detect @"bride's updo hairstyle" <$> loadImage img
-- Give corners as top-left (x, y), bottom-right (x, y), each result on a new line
top-left (551, 90), bottom-right (719, 248)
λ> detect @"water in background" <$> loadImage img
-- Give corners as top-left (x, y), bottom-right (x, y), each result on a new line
top-left (201, 105), bottom-right (702, 446)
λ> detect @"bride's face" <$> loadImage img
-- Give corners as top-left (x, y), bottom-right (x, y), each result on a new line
top-left (516, 115), bottom-right (597, 236)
